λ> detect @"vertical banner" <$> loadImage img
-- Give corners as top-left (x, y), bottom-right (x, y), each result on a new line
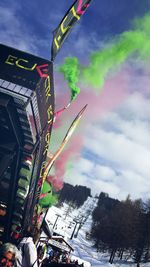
top-left (32, 68), bottom-right (55, 228)
top-left (43, 104), bottom-right (88, 180)
top-left (51, 0), bottom-right (93, 61)
top-left (32, 104), bottom-right (87, 228)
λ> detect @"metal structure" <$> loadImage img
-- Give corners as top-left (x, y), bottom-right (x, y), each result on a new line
top-left (0, 44), bottom-right (54, 243)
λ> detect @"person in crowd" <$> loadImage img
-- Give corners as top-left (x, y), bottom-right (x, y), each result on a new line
top-left (74, 260), bottom-right (79, 266)
top-left (46, 245), bottom-right (54, 262)
top-left (18, 226), bottom-right (40, 267)
top-left (37, 244), bottom-right (47, 267)
top-left (0, 243), bottom-right (18, 267)
top-left (66, 254), bottom-right (71, 264)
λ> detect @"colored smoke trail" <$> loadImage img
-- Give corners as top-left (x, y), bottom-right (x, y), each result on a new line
top-left (51, 13), bottom-right (150, 190)
top-left (59, 13), bottom-right (150, 93)
top-left (39, 181), bottom-right (58, 207)
top-left (47, 175), bottom-right (64, 191)
top-left (53, 136), bottom-right (83, 187)
top-left (59, 57), bottom-right (80, 101)
top-left (50, 70), bottom-right (130, 188)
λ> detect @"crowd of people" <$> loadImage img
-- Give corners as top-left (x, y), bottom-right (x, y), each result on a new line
top-left (0, 242), bottom-right (85, 267)
top-left (0, 243), bottom-right (17, 267)
top-left (0, 227), bottom-right (85, 267)
top-left (0, 226), bottom-right (40, 267)
top-left (42, 249), bottom-right (84, 266)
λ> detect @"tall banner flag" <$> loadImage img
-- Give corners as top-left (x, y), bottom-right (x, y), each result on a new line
top-left (51, 0), bottom-right (93, 61)
top-left (43, 104), bottom-right (87, 180)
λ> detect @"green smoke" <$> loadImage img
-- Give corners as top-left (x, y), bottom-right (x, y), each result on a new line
top-left (59, 57), bottom-right (80, 101)
top-left (39, 181), bottom-right (58, 208)
top-left (59, 13), bottom-right (150, 93)
top-left (83, 15), bottom-right (150, 88)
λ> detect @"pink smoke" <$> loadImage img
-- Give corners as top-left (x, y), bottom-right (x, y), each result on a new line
top-left (51, 69), bottom-right (130, 188)
top-left (46, 175), bottom-right (63, 191)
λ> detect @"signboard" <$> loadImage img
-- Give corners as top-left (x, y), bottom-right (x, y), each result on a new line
top-left (0, 44), bottom-right (52, 90)
top-left (51, 0), bottom-right (93, 60)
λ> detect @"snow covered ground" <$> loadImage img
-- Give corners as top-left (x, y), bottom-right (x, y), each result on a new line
top-left (46, 197), bottom-right (149, 267)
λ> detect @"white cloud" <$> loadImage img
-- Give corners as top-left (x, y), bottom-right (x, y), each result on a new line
top-left (88, 127), bottom-right (150, 177)
top-left (117, 170), bottom-right (150, 199)
top-left (76, 157), bottom-right (94, 173)
top-left (107, 112), bottom-right (150, 149)
top-left (94, 165), bottom-right (116, 181)
top-left (67, 92), bottom-right (150, 201)
top-left (65, 157), bottom-right (94, 186)
top-left (65, 169), bottom-right (89, 188)
top-left (120, 92), bottom-right (150, 120)
top-left (91, 179), bottom-right (120, 198)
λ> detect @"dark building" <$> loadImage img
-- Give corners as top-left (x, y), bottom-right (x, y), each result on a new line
top-left (0, 44), bottom-right (54, 243)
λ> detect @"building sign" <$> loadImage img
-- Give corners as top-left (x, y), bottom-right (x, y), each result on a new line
top-left (0, 44), bottom-right (52, 90)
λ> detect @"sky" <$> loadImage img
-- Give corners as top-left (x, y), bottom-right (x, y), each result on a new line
top-left (1, 0), bottom-right (150, 201)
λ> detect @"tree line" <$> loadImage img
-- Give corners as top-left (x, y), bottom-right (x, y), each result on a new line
top-left (58, 183), bottom-right (91, 208)
top-left (90, 192), bottom-right (150, 265)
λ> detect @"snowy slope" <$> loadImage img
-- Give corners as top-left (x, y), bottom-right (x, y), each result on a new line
top-left (46, 197), bottom-right (149, 267)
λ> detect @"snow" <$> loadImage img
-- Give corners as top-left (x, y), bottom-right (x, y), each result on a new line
top-left (45, 197), bottom-right (149, 267)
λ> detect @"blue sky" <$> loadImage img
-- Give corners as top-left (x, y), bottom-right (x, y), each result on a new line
top-left (1, 0), bottom-right (150, 60)
top-left (1, 0), bottom-right (150, 201)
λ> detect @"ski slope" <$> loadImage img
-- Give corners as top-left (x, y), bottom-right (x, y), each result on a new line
top-left (46, 197), bottom-right (149, 267)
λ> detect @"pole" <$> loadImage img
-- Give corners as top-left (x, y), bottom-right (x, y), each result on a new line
top-left (53, 214), bottom-right (61, 230)
top-left (70, 221), bottom-right (78, 240)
